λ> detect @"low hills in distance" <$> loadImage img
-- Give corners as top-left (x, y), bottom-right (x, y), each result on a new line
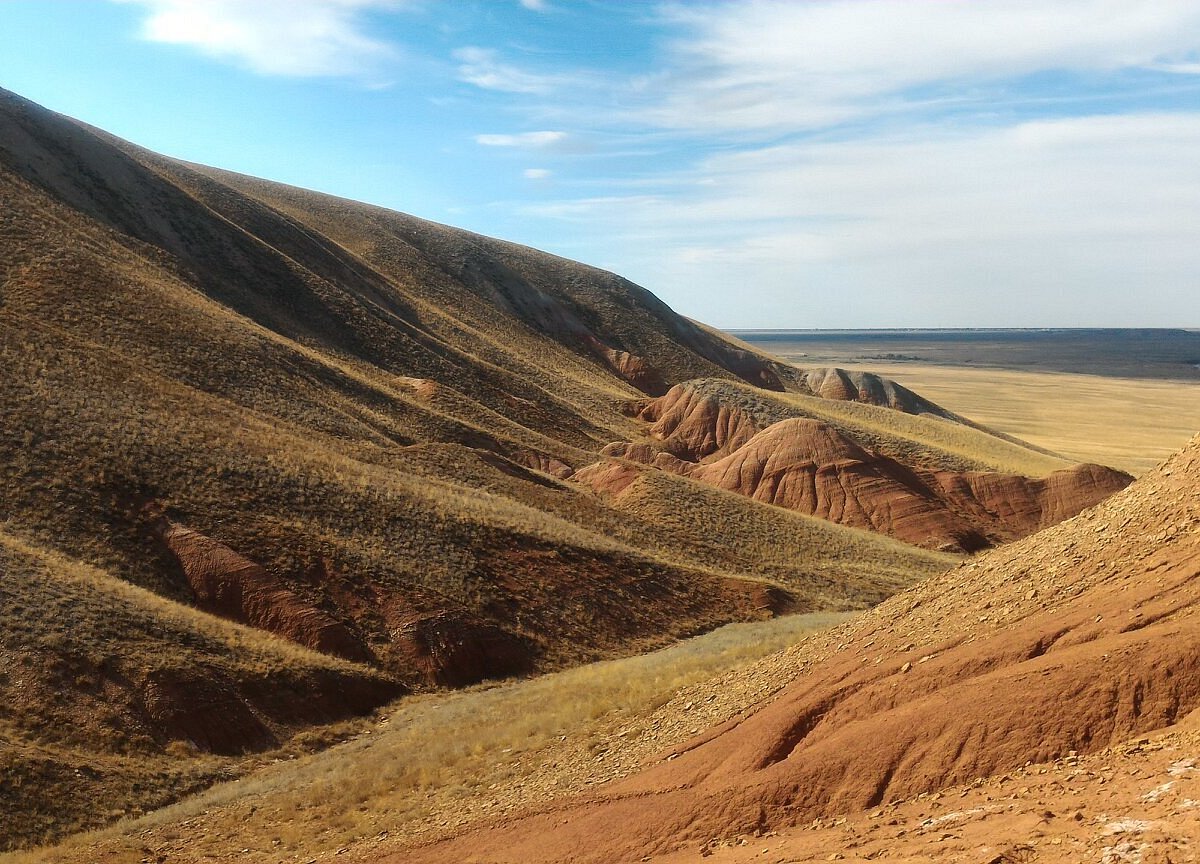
top-left (0, 86), bottom-right (1141, 853)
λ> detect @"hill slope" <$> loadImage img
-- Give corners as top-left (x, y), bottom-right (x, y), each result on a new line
top-left (395, 433), bottom-right (1200, 863)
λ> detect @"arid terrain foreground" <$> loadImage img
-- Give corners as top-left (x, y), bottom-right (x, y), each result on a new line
top-left (1, 87), bottom-right (1196, 863)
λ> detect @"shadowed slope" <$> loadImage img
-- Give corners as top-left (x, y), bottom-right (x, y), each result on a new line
top-left (397, 434), bottom-right (1200, 863)
top-left (0, 527), bottom-right (401, 849)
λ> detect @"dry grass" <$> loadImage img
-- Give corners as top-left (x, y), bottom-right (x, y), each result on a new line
top-left (595, 467), bottom-right (952, 602)
top-left (11, 611), bottom-right (849, 864)
top-left (0, 527), bottom-right (395, 849)
top-left (830, 363), bottom-right (1200, 475)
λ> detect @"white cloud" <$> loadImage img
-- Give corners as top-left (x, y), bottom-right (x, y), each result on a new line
top-left (115, 0), bottom-right (400, 77)
top-left (522, 113), bottom-right (1200, 326)
top-left (649, 0), bottom-right (1200, 132)
top-left (475, 130), bottom-right (568, 148)
top-left (455, 46), bottom-right (558, 94)
top-left (519, 0), bottom-right (550, 11)
top-left (523, 168), bottom-right (551, 179)
top-left (1155, 62), bottom-right (1200, 75)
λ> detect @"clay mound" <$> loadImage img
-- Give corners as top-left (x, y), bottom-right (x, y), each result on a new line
top-left (598, 414), bottom-right (1130, 551)
top-left (629, 379), bottom-right (1071, 476)
top-left (636, 383), bottom-right (765, 461)
top-left (803, 366), bottom-right (956, 417)
top-left (396, 435), bottom-right (1200, 864)
top-left (572, 459), bottom-right (647, 497)
top-left (685, 418), bottom-right (987, 551)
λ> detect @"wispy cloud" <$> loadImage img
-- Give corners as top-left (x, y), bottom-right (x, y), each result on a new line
top-left (521, 113), bottom-right (1200, 326)
top-left (519, 0), bottom-right (550, 11)
top-left (523, 167), bottom-right (551, 180)
top-left (455, 46), bottom-right (560, 94)
top-left (647, 0), bottom-right (1200, 133)
top-left (115, 0), bottom-right (401, 77)
top-left (475, 130), bottom-right (568, 148)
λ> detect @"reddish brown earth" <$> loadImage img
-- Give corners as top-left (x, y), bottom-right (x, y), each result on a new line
top-left (647, 719), bottom-right (1200, 864)
top-left (159, 521), bottom-right (374, 664)
top-left (390, 434), bottom-right (1200, 864)
top-left (582, 398), bottom-right (1130, 551)
top-left (685, 420), bottom-right (1128, 551)
top-left (634, 383), bottom-right (766, 460)
top-left (387, 610), bottom-right (533, 687)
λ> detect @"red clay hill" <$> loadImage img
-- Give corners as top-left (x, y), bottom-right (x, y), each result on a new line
top-left (580, 380), bottom-right (1130, 552)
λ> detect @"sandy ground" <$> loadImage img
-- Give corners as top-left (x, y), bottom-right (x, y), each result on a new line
top-left (656, 714), bottom-right (1200, 864)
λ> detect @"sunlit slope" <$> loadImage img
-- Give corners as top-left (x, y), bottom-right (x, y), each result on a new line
top-left (584, 379), bottom-right (1130, 551)
top-left (390, 434), bottom-right (1200, 864)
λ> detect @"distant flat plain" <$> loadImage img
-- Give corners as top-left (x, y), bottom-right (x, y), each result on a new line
top-left (734, 329), bottom-right (1200, 475)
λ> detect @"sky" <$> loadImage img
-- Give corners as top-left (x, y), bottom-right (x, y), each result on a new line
top-left (1, 0), bottom-right (1199, 329)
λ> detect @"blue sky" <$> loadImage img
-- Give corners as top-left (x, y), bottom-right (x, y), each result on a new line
top-left (2, 0), bottom-right (1199, 328)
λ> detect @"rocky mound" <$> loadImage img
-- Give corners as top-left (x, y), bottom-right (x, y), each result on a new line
top-left (686, 419), bottom-right (1128, 550)
top-left (398, 434), bottom-right (1200, 863)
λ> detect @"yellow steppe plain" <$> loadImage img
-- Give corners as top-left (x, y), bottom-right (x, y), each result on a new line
top-left (830, 362), bottom-right (1200, 476)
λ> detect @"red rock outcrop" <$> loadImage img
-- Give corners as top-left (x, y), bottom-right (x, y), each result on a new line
top-left (582, 334), bottom-right (670, 396)
top-left (636, 385), bottom-right (764, 460)
top-left (682, 419), bottom-right (1129, 551)
top-left (510, 449), bottom-right (574, 480)
top-left (571, 460), bottom-right (646, 497)
top-left (394, 435), bottom-right (1200, 864)
top-left (159, 523), bottom-right (373, 663)
top-left (685, 418), bottom-right (989, 551)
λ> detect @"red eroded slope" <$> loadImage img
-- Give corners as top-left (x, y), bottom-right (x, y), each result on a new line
top-left (395, 434), bottom-right (1200, 864)
top-left (581, 412), bottom-right (1129, 552)
top-left (160, 522), bottom-right (374, 663)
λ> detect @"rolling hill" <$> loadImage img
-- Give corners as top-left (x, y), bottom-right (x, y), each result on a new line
top-left (0, 86), bottom-right (1133, 851)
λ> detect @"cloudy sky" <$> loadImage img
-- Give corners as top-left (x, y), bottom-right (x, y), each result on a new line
top-left (2, 0), bottom-right (1199, 328)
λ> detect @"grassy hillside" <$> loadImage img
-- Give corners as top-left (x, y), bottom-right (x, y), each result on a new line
top-left (0, 86), bottom-right (1129, 854)
top-left (0, 527), bottom-right (399, 849)
top-left (3, 611), bottom-right (850, 864)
